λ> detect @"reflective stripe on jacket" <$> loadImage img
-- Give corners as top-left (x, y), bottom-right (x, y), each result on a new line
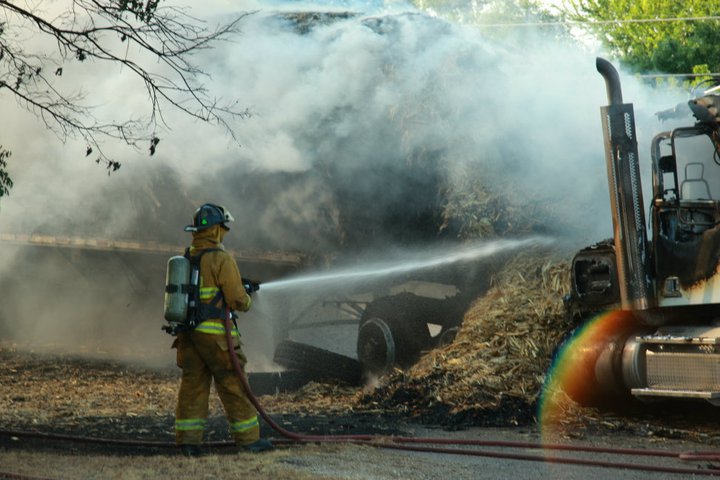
top-left (195, 320), bottom-right (241, 337)
top-left (199, 286), bottom-right (221, 302)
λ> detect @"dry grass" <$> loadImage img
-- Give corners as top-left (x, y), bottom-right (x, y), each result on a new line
top-left (0, 444), bottom-right (343, 480)
top-left (0, 441), bottom-right (501, 480)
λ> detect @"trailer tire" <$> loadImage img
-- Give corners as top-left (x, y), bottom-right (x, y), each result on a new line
top-left (436, 326), bottom-right (459, 346)
top-left (356, 293), bottom-right (441, 375)
top-left (273, 340), bottom-right (362, 386)
top-left (356, 317), bottom-right (397, 376)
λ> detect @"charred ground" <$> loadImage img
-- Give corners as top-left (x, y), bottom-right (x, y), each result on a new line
top-left (3, 344), bottom-right (720, 461)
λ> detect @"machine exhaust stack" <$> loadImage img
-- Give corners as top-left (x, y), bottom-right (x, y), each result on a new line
top-left (596, 57), bottom-right (654, 311)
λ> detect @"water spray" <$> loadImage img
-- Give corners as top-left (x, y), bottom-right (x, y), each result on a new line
top-left (261, 236), bottom-right (552, 291)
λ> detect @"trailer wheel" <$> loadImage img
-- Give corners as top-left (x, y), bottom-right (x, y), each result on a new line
top-left (273, 340), bottom-right (362, 386)
top-left (436, 326), bottom-right (459, 346)
top-left (356, 293), bottom-right (436, 375)
top-left (356, 317), bottom-right (396, 376)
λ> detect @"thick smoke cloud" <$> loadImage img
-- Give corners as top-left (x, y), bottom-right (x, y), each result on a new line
top-left (1, 2), bottom-right (689, 248)
top-left (0, 0), bottom-right (697, 365)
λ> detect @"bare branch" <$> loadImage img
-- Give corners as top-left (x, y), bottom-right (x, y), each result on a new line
top-left (0, 0), bottom-right (254, 169)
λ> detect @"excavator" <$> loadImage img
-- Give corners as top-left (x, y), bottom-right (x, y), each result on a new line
top-left (565, 58), bottom-right (720, 405)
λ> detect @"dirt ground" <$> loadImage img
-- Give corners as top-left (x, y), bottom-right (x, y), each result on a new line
top-left (4, 346), bottom-right (720, 479)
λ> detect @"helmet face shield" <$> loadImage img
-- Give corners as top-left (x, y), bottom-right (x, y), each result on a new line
top-left (185, 203), bottom-right (235, 232)
top-left (219, 206), bottom-right (234, 225)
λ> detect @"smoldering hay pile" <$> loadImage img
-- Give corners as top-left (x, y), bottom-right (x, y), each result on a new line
top-left (265, 247), bottom-right (575, 422)
top-left (360, 249), bottom-right (573, 423)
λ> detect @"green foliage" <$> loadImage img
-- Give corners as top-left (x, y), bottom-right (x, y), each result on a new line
top-left (0, 146), bottom-right (12, 198)
top-left (564, 0), bottom-right (720, 74)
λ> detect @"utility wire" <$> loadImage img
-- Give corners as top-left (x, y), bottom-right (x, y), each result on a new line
top-left (637, 73), bottom-right (720, 79)
top-left (474, 15), bottom-right (720, 28)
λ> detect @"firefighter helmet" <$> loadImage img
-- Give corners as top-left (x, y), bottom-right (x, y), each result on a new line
top-left (184, 204), bottom-right (235, 232)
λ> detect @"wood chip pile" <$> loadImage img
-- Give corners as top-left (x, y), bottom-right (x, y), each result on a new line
top-left (363, 248), bottom-right (574, 423)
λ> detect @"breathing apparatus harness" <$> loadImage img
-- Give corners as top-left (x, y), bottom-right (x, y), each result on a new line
top-left (163, 247), bottom-right (260, 336)
top-left (163, 247), bottom-right (228, 336)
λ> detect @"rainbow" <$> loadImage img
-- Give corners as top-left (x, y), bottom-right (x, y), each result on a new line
top-left (538, 309), bottom-right (637, 439)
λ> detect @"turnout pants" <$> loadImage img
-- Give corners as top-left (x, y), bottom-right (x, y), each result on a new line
top-left (174, 328), bottom-right (260, 446)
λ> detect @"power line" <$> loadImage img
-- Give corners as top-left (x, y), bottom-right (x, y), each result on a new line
top-left (637, 73), bottom-right (720, 79)
top-left (474, 15), bottom-right (720, 28)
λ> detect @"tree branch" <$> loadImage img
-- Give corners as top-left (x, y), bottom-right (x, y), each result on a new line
top-left (0, 0), bottom-right (254, 170)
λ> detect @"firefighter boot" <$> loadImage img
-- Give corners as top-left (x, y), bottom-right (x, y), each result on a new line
top-left (242, 438), bottom-right (274, 453)
top-left (180, 444), bottom-right (203, 457)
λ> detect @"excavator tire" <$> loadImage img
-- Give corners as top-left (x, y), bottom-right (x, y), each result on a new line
top-left (273, 339), bottom-right (363, 386)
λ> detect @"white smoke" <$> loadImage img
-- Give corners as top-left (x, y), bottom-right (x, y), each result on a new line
top-left (0, 0), bottom-right (697, 365)
top-left (0, 1), bottom-right (693, 246)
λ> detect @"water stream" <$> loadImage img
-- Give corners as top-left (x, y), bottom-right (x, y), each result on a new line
top-left (260, 236), bottom-right (552, 291)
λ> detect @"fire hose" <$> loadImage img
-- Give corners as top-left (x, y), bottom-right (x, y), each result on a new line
top-left (218, 311), bottom-right (720, 476)
top-left (2, 309), bottom-right (720, 478)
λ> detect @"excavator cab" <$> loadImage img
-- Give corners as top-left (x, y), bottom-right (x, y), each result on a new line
top-left (564, 61), bottom-right (720, 405)
top-left (651, 126), bottom-right (720, 303)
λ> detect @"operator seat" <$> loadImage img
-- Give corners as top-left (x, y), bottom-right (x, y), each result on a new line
top-left (680, 162), bottom-right (711, 200)
top-left (678, 162), bottom-right (716, 236)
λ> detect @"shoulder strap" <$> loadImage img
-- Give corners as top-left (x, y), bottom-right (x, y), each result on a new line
top-left (185, 247), bottom-right (226, 322)
top-left (185, 247), bottom-right (222, 262)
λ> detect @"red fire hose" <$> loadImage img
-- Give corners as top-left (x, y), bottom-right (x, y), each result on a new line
top-left (220, 310), bottom-right (720, 476)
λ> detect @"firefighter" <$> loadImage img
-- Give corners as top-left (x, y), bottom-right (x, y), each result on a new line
top-left (173, 203), bottom-right (273, 456)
